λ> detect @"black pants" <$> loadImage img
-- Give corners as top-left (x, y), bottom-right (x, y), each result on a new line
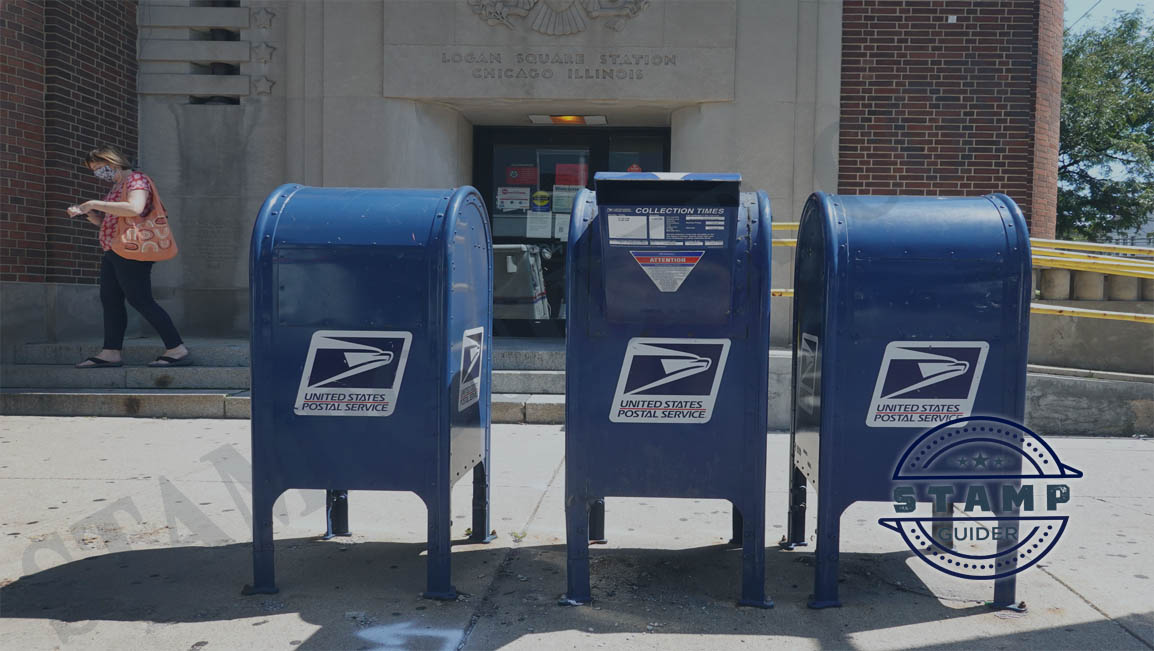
top-left (100, 250), bottom-right (183, 350)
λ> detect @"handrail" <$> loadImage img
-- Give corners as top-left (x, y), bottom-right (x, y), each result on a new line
top-left (1030, 238), bottom-right (1154, 257)
top-left (769, 228), bottom-right (1154, 258)
top-left (1030, 303), bottom-right (1154, 324)
top-left (1032, 247), bottom-right (1154, 267)
top-left (770, 289), bottom-right (1154, 323)
top-left (1032, 256), bottom-right (1154, 279)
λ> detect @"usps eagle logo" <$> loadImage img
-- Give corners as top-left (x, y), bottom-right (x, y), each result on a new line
top-left (866, 342), bottom-right (989, 428)
top-left (610, 338), bottom-right (730, 423)
top-left (458, 327), bottom-right (484, 412)
top-left (468, 0), bottom-right (649, 35)
top-left (293, 330), bottom-right (412, 417)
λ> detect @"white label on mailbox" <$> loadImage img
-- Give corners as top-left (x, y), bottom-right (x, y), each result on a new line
top-left (294, 330), bottom-right (412, 417)
top-left (631, 250), bottom-right (703, 292)
top-left (866, 341), bottom-right (989, 428)
top-left (458, 327), bottom-right (484, 412)
top-left (610, 337), bottom-right (730, 424)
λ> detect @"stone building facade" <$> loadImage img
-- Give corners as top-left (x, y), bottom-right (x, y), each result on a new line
top-left (0, 0), bottom-right (1062, 351)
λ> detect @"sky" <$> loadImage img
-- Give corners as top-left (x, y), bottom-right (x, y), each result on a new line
top-left (1064, 0), bottom-right (1149, 33)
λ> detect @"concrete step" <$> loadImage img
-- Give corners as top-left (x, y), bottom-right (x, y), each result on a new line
top-left (0, 364), bottom-right (250, 389)
top-left (492, 393), bottom-right (564, 424)
top-left (0, 366), bottom-right (561, 393)
top-left (493, 369), bottom-right (564, 394)
top-left (492, 337), bottom-right (564, 371)
top-left (4, 371), bottom-right (1153, 435)
top-left (0, 389), bottom-right (555, 423)
top-left (0, 388), bottom-right (250, 419)
top-left (14, 337), bottom-right (249, 366)
top-left (14, 336), bottom-right (564, 371)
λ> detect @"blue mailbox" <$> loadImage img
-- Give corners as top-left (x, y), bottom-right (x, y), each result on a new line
top-left (563, 172), bottom-right (773, 607)
top-left (785, 193), bottom-right (1032, 609)
top-left (246, 185), bottom-right (494, 599)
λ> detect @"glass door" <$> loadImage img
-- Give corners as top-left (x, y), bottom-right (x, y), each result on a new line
top-left (474, 127), bottom-right (670, 337)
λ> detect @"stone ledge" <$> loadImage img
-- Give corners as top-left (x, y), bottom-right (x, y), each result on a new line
top-left (138, 6), bottom-right (250, 29)
top-left (0, 389), bottom-right (230, 418)
top-left (492, 393), bottom-right (528, 424)
top-left (224, 391), bottom-right (251, 419)
top-left (493, 370), bottom-right (564, 394)
top-left (139, 74), bottom-right (251, 96)
top-left (525, 395), bottom-right (564, 424)
top-left (139, 40), bottom-right (252, 63)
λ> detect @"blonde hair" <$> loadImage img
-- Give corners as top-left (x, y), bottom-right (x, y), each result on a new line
top-left (84, 146), bottom-right (133, 170)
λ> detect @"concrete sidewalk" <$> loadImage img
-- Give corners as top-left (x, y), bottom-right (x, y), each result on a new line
top-left (0, 417), bottom-right (1150, 650)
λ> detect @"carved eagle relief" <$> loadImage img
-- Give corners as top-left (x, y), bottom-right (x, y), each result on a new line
top-left (468, 0), bottom-right (650, 35)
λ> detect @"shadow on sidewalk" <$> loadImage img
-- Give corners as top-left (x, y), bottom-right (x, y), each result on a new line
top-left (5, 537), bottom-right (1147, 649)
top-left (0, 532), bottom-right (1042, 650)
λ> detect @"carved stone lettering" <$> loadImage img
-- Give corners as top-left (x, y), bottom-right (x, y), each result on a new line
top-left (467, 0), bottom-right (649, 35)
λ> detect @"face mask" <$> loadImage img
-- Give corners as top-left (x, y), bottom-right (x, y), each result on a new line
top-left (93, 166), bottom-right (117, 182)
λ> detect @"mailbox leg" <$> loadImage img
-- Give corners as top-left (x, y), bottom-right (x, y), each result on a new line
top-left (589, 498), bottom-right (607, 544)
top-left (989, 481), bottom-right (1023, 611)
top-left (323, 489), bottom-right (351, 539)
top-left (736, 498), bottom-right (772, 609)
top-left (810, 501), bottom-right (844, 609)
top-left (421, 492), bottom-right (457, 600)
top-left (931, 501), bottom-right (954, 550)
top-left (562, 496), bottom-right (593, 605)
top-left (469, 461), bottom-right (496, 543)
top-left (242, 484), bottom-right (281, 595)
top-left (729, 505), bottom-right (743, 545)
top-left (782, 467), bottom-right (808, 548)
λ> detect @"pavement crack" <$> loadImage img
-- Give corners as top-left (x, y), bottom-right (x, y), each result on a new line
top-left (1038, 565), bottom-right (1154, 649)
top-left (455, 453), bottom-right (565, 651)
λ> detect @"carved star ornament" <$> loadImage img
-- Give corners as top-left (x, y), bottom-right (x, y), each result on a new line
top-left (468, 0), bottom-right (650, 35)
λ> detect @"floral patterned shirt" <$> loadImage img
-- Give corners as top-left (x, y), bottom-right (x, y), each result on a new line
top-left (98, 172), bottom-right (153, 251)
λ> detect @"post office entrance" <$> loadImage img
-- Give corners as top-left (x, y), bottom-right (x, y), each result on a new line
top-left (473, 126), bottom-right (670, 337)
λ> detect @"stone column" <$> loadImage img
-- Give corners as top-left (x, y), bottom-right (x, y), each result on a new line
top-left (1039, 269), bottom-right (1071, 300)
top-left (1071, 271), bottom-right (1105, 300)
top-left (1105, 275), bottom-right (1140, 301)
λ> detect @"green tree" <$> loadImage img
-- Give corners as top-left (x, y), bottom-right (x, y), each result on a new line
top-left (1059, 10), bottom-right (1154, 240)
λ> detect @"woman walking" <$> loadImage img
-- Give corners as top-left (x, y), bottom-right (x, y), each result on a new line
top-left (67, 146), bottom-right (191, 368)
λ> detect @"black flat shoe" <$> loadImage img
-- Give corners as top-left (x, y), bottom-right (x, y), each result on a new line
top-left (148, 354), bottom-right (193, 367)
top-left (75, 357), bottom-right (123, 368)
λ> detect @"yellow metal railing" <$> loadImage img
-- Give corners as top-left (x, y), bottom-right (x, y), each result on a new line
top-left (1030, 303), bottom-right (1154, 324)
top-left (1031, 247), bottom-right (1154, 266)
top-left (767, 231), bottom-right (1154, 323)
top-left (1030, 238), bottom-right (1154, 257)
top-left (1031, 256), bottom-right (1154, 279)
top-left (771, 226), bottom-right (1154, 259)
top-left (770, 288), bottom-right (1154, 324)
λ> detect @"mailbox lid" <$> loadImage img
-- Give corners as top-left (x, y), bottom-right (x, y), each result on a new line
top-left (270, 186), bottom-right (449, 249)
top-left (838, 194), bottom-right (1025, 263)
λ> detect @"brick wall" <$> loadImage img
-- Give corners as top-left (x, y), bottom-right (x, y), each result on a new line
top-left (0, 0), bottom-right (138, 285)
top-left (839, 0), bottom-right (1062, 237)
top-left (0, 0), bottom-right (47, 283)
top-left (43, 0), bottom-right (139, 283)
top-left (1030, 0), bottom-right (1061, 239)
